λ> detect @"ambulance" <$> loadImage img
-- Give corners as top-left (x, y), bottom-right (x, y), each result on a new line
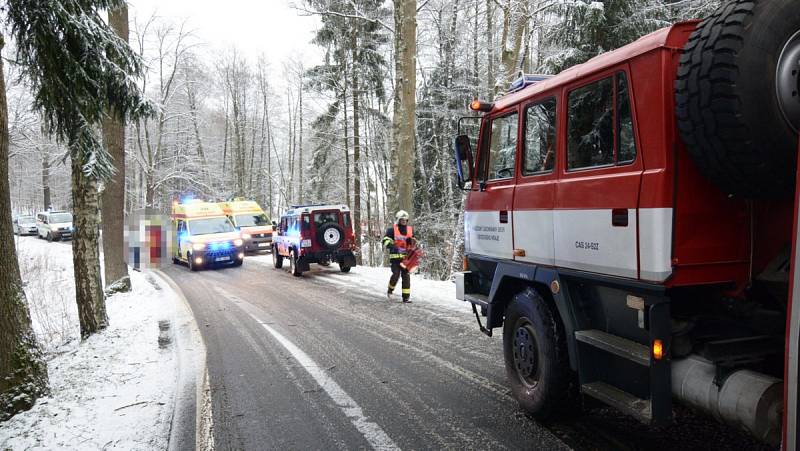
top-left (171, 199), bottom-right (245, 271)
top-left (218, 198), bottom-right (274, 253)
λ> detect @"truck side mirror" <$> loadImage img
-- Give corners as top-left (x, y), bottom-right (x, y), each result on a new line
top-left (453, 134), bottom-right (474, 190)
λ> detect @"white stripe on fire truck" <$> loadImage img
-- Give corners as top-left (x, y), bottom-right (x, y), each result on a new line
top-left (464, 208), bottom-right (673, 282)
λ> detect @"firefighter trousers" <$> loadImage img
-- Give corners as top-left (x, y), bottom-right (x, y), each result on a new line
top-left (388, 260), bottom-right (410, 300)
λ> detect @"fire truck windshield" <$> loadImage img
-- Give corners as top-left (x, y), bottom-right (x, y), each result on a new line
top-left (235, 213), bottom-right (269, 227)
top-left (188, 217), bottom-right (235, 235)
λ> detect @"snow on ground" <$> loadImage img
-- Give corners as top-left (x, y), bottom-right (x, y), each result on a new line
top-left (247, 253), bottom-right (468, 314)
top-left (1, 236), bottom-right (180, 450)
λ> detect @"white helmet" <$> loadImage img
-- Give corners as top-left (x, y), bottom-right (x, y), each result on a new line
top-left (395, 210), bottom-right (409, 221)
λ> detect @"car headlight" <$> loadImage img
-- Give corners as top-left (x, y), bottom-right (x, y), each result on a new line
top-left (233, 238), bottom-right (244, 246)
top-left (241, 233), bottom-right (251, 239)
top-left (192, 242), bottom-right (206, 251)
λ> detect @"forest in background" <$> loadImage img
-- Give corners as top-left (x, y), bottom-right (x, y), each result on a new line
top-left (7, 0), bottom-right (722, 279)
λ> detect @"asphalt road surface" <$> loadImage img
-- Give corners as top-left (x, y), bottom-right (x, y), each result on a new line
top-left (161, 257), bottom-right (773, 451)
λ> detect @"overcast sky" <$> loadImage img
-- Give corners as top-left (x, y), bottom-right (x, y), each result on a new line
top-left (128, 0), bottom-right (323, 69)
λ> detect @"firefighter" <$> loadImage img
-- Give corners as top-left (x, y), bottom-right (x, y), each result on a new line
top-left (383, 210), bottom-right (413, 303)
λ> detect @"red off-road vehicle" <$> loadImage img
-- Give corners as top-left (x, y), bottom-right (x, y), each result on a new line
top-left (272, 204), bottom-right (357, 276)
top-left (453, 1), bottom-right (799, 446)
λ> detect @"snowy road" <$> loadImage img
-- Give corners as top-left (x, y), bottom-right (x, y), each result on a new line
top-left (161, 258), bottom-right (567, 450)
top-left (161, 257), bottom-right (772, 451)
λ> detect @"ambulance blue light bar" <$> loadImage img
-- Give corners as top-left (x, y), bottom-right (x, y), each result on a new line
top-left (507, 74), bottom-right (553, 93)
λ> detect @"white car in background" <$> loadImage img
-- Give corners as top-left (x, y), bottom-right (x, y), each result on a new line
top-left (36, 211), bottom-right (74, 241)
top-left (13, 215), bottom-right (38, 235)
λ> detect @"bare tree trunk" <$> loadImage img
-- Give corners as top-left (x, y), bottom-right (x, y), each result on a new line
top-left (342, 81), bottom-right (350, 208)
top-left (392, 0), bottom-right (417, 214)
top-left (486, 0), bottom-right (494, 98)
top-left (101, 5), bottom-right (130, 293)
top-left (41, 152), bottom-right (50, 210)
top-left (298, 76), bottom-right (304, 204)
top-left (0, 35), bottom-right (48, 420)
top-left (71, 144), bottom-right (108, 338)
top-left (473, 0), bottom-right (480, 98)
top-left (351, 30), bottom-right (363, 265)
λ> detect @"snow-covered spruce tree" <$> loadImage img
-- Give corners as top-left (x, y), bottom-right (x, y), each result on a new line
top-left (538, 0), bottom-right (721, 74)
top-left (305, 0), bottom-right (390, 264)
top-left (0, 35), bottom-right (48, 422)
top-left (5, 0), bottom-right (151, 338)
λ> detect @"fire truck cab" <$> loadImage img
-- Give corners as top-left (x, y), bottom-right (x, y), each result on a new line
top-left (453, 1), bottom-right (800, 446)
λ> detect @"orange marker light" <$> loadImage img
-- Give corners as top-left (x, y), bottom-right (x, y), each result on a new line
top-left (469, 99), bottom-right (494, 112)
top-left (653, 339), bottom-right (664, 360)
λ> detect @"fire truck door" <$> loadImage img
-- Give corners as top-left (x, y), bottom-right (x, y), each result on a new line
top-left (512, 97), bottom-right (558, 265)
top-left (464, 110), bottom-right (519, 260)
top-left (554, 72), bottom-right (642, 279)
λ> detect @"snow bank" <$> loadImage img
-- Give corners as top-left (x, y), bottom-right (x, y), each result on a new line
top-left (1, 237), bottom-right (179, 450)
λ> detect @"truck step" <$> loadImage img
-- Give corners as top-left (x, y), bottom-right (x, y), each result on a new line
top-left (575, 329), bottom-right (650, 366)
top-left (464, 293), bottom-right (489, 308)
top-left (581, 382), bottom-right (652, 423)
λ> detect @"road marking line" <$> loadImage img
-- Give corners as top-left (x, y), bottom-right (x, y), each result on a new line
top-left (215, 288), bottom-right (399, 450)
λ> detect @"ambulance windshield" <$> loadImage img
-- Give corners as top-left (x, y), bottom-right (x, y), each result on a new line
top-left (188, 217), bottom-right (235, 235)
top-left (235, 213), bottom-right (270, 227)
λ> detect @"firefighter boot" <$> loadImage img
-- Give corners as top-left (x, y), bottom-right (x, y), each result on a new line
top-left (402, 289), bottom-right (411, 303)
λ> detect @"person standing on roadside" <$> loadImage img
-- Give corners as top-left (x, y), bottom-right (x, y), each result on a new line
top-left (382, 210), bottom-right (413, 303)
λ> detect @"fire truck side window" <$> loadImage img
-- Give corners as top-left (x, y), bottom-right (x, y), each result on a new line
top-left (486, 112), bottom-right (519, 180)
top-left (567, 77), bottom-right (614, 170)
top-left (616, 72), bottom-right (637, 163)
top-left (523, 98), bottom-right (557, 175)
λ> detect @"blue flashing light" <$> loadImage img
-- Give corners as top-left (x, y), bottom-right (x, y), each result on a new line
top-left (208, 241), bottom-right (232, 252)
top-left (508, 74), bottom-right (553, 93)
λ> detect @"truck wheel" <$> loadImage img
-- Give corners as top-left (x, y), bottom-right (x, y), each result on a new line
top-left (675, 0), bottom-right (800, 197)
top-left (339, 264), bottom-right (351, 273)
top-left (272, 246), bottom-right (283, 268)
top-left (503, 287), bottom-right (570, 420)
top-left (290, 250), bottom-right (303, 277)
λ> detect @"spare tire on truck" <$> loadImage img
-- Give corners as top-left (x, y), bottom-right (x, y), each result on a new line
top-left (675, 0), bottom-right (800, 198)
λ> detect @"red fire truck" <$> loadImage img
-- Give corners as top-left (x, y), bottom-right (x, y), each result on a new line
top-left (453, 1), bottom-right (799, 446)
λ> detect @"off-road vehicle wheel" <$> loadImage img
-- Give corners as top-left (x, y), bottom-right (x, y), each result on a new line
top-left (317, 222), bottom-right (344, 249)
top-left (676, 0), bottom-right (800, 197)
top-left (289, 250), bottom-right (303, 277)
top-left (272, 246), bottom-right (283, 269)
top-left (339, 264), bottom-right (351, 273)
top-left (503, 287), bottom-right (570, 419)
